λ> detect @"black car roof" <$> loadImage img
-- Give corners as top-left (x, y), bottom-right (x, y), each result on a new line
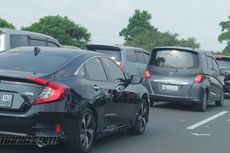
top-left (3, 46), bottom-right (104, 59)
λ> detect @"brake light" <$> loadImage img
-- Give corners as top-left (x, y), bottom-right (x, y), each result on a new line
top-left (194, 73), bottom-right (205, 83)
top-left (26, 77), bottom-right (69, 105)
top-left (116, 62), bottom-right (125, 70)
top-left (119, 63), bottom-right (125, 70)
top-left (144, 69), bottom-right (151, 79)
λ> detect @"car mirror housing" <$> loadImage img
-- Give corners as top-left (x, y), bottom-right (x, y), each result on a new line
top-left (129, 75), bottom-right (143, 85)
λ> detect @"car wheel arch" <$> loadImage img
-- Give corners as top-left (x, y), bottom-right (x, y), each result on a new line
top-left (141, 93), bottom-right (150, 122)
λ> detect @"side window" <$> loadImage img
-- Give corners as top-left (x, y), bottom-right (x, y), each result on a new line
top-left (48, 42), bottom-right (59, 47)
top-left (10, 35), bottom-right (29, 48)
top-left (85, 58), bottom-right (107, 81)
top-left (102, 58), bottom-right (125, 82)
top-left (207, 57), bottom-right (213, 70)
top-left (136, 52), bottom-right (146, 64)
top-left (77, 65), bottom-right (85, 78)
top-left (30, 39), bottom-right (47, 46)
top-left (143, 53), bottom-right (150, 64)
top-left (126, 50), bottom-right (138, 62)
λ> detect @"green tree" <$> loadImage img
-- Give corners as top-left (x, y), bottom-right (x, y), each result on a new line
top-left (125, 28), bottom-right (200, 51)
top-left (178, 37), bottom-right (200, 49)
top-left (22, 15), bottom-right (91, 48)
top-left (0, 18), bottom-right (15, 29)
top-left (119, 9), bottom-right (156, 41)
top-left (121, 10), bottom-right (200, 51)
top-left (218, 16), bottom-right (230, 55)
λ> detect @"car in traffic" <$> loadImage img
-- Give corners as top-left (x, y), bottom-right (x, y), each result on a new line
top-left (144, 46), bottom-right (224, 111)
top-left (0, 28), bottom-right (61, 52)
top-left (86, 44), bottom-right (150, 79)
top-left (215, 55), bottom-right (230, 96)
top-left (0, 46), bottom-right (149, 153)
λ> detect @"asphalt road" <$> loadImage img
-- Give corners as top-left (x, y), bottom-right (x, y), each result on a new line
top-left (1, 100), bottom-right (230, 153)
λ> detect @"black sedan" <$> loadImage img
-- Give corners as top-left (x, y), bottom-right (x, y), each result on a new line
top-left (0, 47), bottom-right (149, 153)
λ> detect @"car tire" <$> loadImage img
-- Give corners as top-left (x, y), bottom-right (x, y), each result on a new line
top-left (128, 99), bottom-right (148, 135)
top-left (66, 109), bottom-right (96, 153)
top-left (215, 90), bottom-right (224, 106)
top-left (197, 92), bottom-right (208, 112)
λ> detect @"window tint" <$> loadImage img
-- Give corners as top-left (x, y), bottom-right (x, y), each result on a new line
top-left (143, 53), bottom-right (150, 64)
top-left (150, 49), bottom-right (199, 69)
top-left (85, 58), bottom-right (107, 81)
top-left (102, 58), bottom-right (125, 82)
top-left (136, 52), bottom-right (146, 64)
top-left (0, 52), bottom-right (70, 73)
top-left (10, 35), bottom-right (29, 48)
top-left (127, 50), bottom-right (137, 62)
top-left (48, 42), bottom-right (59, 47)
top-left (30, 39), bottom-right (46, 46)
top-left (207, 57), bottom-right (213, 70)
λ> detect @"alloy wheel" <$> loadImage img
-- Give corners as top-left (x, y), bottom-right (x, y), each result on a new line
top-left (137, 101), bottom-right (148, 131)
top-left (80, 112), bottom-right (95, 150)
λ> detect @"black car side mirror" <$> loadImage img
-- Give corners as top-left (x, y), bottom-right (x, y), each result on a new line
top-left (129, 75), bottom-right (143, 85)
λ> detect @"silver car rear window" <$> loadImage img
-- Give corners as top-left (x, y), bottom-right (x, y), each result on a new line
top-left (150, 49), bottom-right (199, 69)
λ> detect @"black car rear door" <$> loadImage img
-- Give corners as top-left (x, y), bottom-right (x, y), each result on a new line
top-left (101, 58), bottom-right (139, 125)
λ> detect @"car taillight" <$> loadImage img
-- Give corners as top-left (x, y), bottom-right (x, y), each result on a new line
top-left (116, 62), bottom-right (125, 70)
top-left (194, 73), bottom-right (205, 83)
top-left (144, 69), bottom-right (151, 79)
top-left (26, 77), bottom-right (69, 105)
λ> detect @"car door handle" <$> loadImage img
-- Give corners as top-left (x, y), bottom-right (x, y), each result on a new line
top-left (92, 85), bottom-right (100, 91)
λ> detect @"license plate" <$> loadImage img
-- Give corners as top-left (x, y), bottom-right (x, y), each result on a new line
top-left (162, 84), bottom-right (179, 92)
top-left (0, 93), bottom-right (13, 108)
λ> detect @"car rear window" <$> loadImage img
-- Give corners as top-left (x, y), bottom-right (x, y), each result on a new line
top-left (0, 52), bottom-right (70, 74)
top-left (150, 49), bottom-right (199, 69)
top-left (90, 49), bottom-right (121, 62)
top-left (216, 58), bottom-right (230, 69)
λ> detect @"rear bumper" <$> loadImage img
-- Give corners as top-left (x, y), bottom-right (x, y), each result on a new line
top-left (149, 94), bottom-right (201, 104)
top-left (0, 101), bottom-right (81, 145)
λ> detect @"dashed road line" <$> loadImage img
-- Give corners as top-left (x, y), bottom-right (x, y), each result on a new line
top-left (187, 111), bottom-right (228, 130)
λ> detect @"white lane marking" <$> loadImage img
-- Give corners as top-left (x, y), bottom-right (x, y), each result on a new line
top-left (191, 133), bottom-right (211, 136)
top-left (187, 111), bottom-right (228, 130)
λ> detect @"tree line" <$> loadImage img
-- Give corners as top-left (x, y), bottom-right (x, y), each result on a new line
top-left (0, 10), bottom-right (229, 54)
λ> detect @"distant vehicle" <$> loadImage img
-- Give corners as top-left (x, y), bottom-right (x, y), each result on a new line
top-left (145, 46), bottom-right (224, 111)
top-left (0, 46), bottom-right (149, 153)
top-left (215, 55), bottom-right (230, 96)
top-left (0, 28), bottom-right (61, 52)
top-left (86, 44), bottom-right (150, 79)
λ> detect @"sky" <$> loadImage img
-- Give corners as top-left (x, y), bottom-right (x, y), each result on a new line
top-left (0, 0), bottom-right (229, 51)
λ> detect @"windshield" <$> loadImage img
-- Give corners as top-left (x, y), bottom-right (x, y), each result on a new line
top-left (150, 49), bottom-right (199, 69)
top-left (91, 49), bottom-right (121, 62)
top-left (0, 52), bottom-right (70, 74)
top-left (216, 59), bottom-right (230, 70)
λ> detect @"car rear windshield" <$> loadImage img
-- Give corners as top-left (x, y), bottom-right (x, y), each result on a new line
top-left (150, 49), bottom-right (199, 69)
top-left (0, 52), bottom-right (70, 74)
top-left (216, 58), bottom-right (230, 69)
top-left (90, 49), bottom-right (121, 62)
